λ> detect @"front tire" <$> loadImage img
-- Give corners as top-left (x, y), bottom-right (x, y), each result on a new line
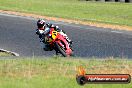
top-left (54, 42), bottom-right (67, 57)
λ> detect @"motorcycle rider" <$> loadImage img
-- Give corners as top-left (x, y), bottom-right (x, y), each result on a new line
top-left (36, 19), bottom-right (72, 51)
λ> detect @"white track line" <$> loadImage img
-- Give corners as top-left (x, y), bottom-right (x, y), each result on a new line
top-left (111, 31), bottom-right (123, 34)
top-left (0, 48), bottom-right (19, 56)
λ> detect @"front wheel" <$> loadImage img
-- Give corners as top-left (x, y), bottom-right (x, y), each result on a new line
top-left (54, 42), bottom-right (67, 57)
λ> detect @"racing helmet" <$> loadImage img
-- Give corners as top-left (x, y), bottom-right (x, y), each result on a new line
top-left (37, 19), bottom-right (46, 28)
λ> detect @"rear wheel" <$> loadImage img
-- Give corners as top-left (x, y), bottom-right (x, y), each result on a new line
top-left (54, 42), bottom-right (67, 57)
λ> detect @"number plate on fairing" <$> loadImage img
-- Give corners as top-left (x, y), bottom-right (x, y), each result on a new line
top-left (45, 31), bottom-right (58, 43)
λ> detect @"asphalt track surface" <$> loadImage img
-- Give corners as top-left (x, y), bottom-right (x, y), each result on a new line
top-left (1, 13), bottom-right (132, 58)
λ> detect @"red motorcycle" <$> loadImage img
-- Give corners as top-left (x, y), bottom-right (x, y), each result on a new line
top-left (44, 28), bottom-right (73, 57)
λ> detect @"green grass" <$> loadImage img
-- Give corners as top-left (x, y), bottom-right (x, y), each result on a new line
top-left (0, 0), bottom-right (132, 26)
top-left (0, 52), bottom-right (13, 56)
top-left (0, 57), bottom-right (132, 88)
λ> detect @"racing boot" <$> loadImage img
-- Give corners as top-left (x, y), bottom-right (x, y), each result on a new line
top-left (65, 36), bottom-right (73, 51)
top-left (59, 31), bottom-right (73, 44)
top-left (65, 36), bottom-right (73, 45)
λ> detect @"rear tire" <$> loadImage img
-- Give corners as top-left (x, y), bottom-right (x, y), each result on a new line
top-left (54, 42), bottom-right (67, 57)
